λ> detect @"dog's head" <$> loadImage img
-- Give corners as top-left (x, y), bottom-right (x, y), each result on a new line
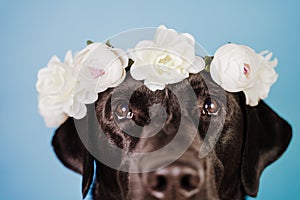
top-left (52, 71), bottom-right (291, 200)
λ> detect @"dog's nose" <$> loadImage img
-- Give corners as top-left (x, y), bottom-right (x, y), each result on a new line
top-left (143, 163), bottom-right (203, 199)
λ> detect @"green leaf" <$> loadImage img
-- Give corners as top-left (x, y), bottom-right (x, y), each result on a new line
top-left (204, 56), bottom-right (213, 72)
top-left (128, 58), bottom-right (134, 67)
top-left (86, 40), bottom-right (93, 45)
top-left (105, 40), bottom-right (113, 48)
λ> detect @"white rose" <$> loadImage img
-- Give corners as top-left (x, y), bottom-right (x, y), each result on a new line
top-left (129, 25), bottom-right (205, 91)
top-left (74, 43), bottom-right (128, 103)
top-left (210, 43), bottom-right (278, 106)
top-left (36, 51), bottom-right (86, 127)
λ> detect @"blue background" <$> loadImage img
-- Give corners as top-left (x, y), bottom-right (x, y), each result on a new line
top-left (0, 0), bottom-right (299, 199)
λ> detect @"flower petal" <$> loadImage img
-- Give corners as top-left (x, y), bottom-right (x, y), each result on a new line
top-left (211, 43), bottom-right (278, 106)
top-left (144, 79), bottom-right (165, 91)
top-left (129, 25), bottom-right (202, 91)
top-left (189, 56), bottom-right (205, 73)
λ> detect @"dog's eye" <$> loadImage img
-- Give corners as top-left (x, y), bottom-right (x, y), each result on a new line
top-left (203, 97), bottom-right (220, 115)
top-left (114, 102), bottom-right (133, 120)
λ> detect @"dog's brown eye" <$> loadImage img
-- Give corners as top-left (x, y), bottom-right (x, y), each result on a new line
top-left (115, 102), bottom-right (133, 120)
top-left (203, 97), bottom-right (219, 115)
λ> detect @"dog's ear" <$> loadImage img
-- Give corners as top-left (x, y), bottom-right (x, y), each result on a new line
top-left (240, 96), bottom-right (292, 197)
top-left (52, 117), bottom-right (94, 199)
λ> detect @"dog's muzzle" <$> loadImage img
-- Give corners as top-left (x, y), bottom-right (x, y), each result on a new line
top-left (126, 148), bottom-right (213, 200)
top-left (141, 156), bottom-right (204, 199)
top-left (126, 111), bottom-right (216, 199)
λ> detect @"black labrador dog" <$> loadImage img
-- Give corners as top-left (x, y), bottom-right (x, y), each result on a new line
top-left (52, 71), bottom-right (292, 200)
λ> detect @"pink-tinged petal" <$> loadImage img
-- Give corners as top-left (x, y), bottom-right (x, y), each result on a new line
top-left (212, 43), bottom-right (278, 106)
top-left (89, 67), bottom-right (105, 78)
top-left (243, 63), bottom-right (251, 77)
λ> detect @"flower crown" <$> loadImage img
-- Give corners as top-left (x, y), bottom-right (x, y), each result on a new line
top-left (36, 25), bottom-right (278, 127)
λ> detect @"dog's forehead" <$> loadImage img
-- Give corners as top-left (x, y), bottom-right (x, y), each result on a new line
top-left (110, 72), bottom-right (222, 102)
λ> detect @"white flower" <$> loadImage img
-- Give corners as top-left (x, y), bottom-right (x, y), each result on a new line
top-left (129, 25), bottom-right (205, 91)
top-left (210, 43), bottom-right (278, 106)
top-left (36, 51), bottom-right (86, 127)
top-left (74, 43), bottom-right (128, 103)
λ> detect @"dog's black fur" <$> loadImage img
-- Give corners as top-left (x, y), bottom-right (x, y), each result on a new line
top-left (52, 71), bottom-right (292, 200)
